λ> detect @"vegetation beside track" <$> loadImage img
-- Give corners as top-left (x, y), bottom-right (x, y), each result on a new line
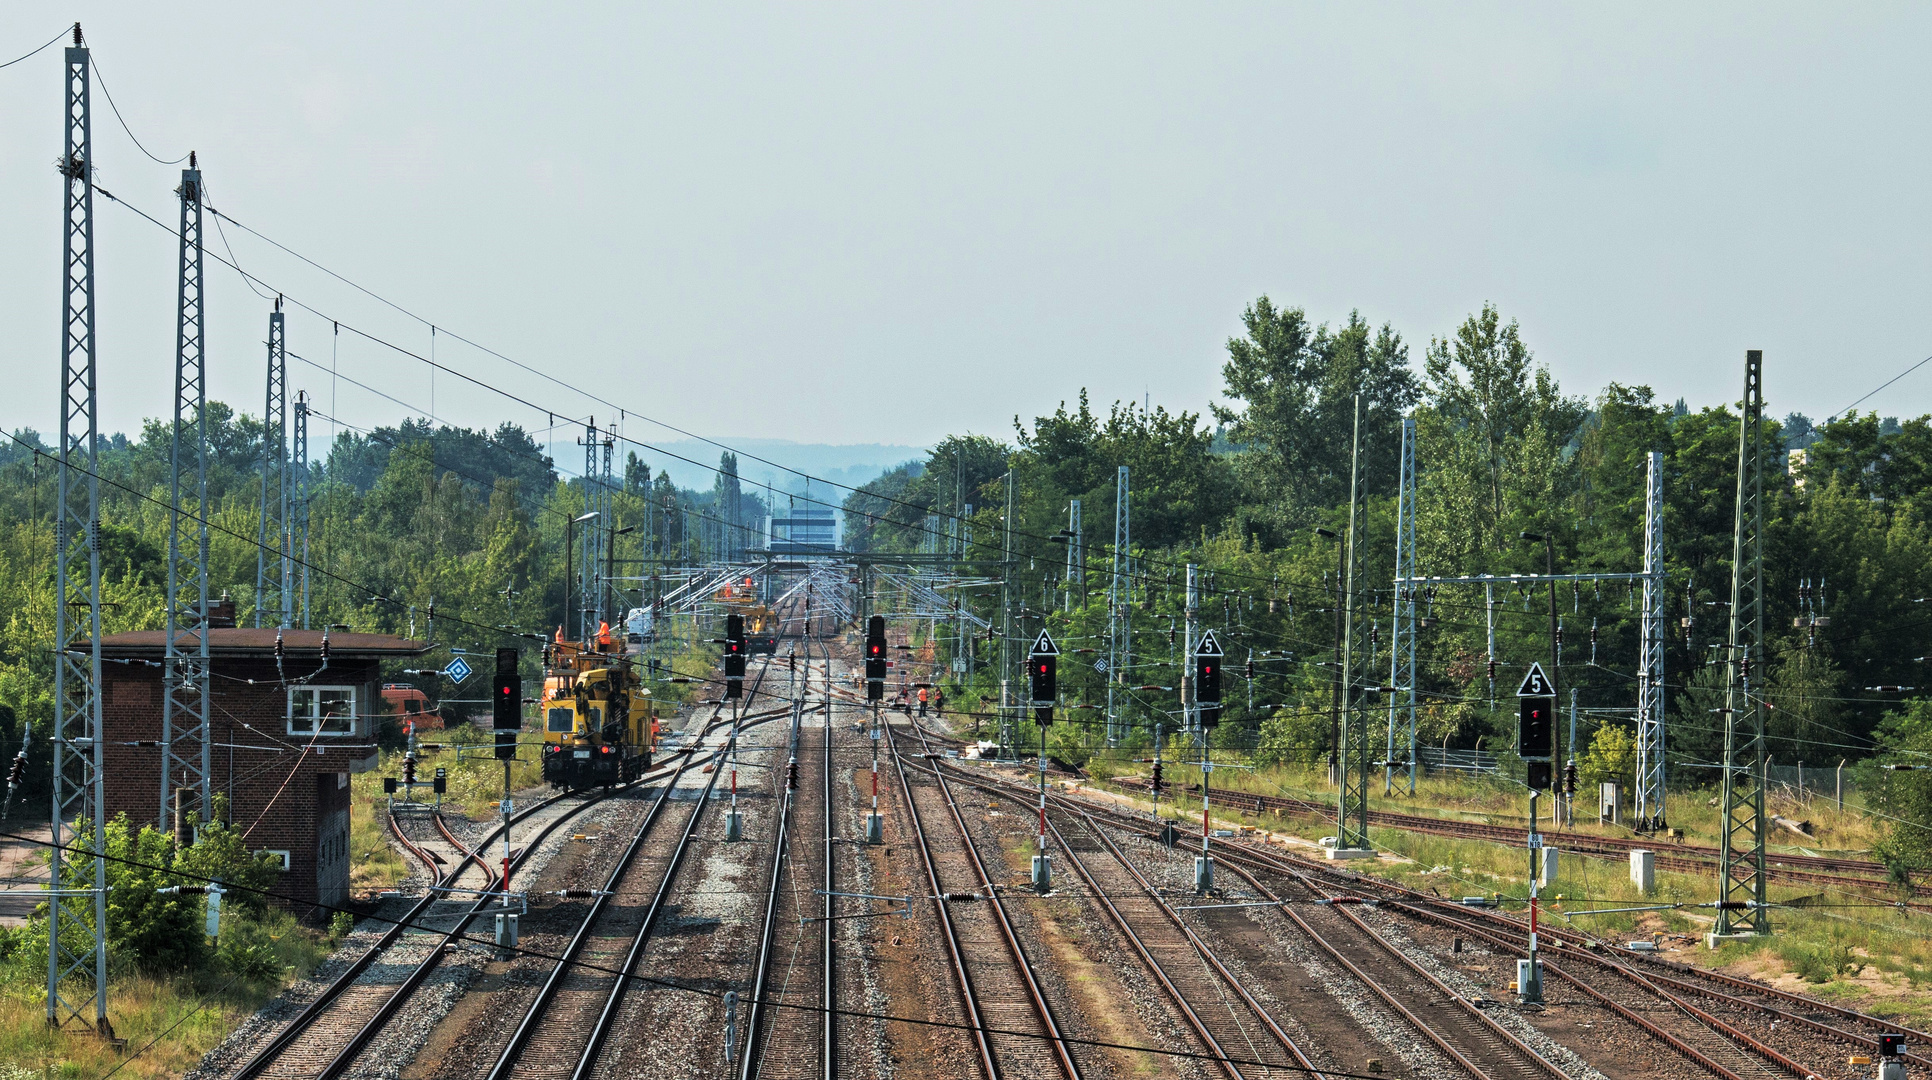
top-left (1069, 756), bottom-right (1932, 1023)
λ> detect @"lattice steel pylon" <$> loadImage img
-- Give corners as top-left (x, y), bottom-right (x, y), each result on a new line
top-left (1634, 451), bottom-right (1669, 831)
top-left (293, 391), bottom-right (311, 627)
top-left (160, 155), bottom-right (213, 835)
top-left (50, 28), bottom-right (112, 1035)
top-left (255, 303), bottom-right (288, 627)
top-left (602, 423), bottom-right (615, 615)
top-left (1336, 396), bottom-right (1371, 851)
top-left (580, 420), bottom-right (604, 641)
top-left (1714, 350), bottom-right (1769, 940)
top-left (1106, 467), bottom-right (1129, 746)
top-left (1386, 416), bottom-right (1417, 795)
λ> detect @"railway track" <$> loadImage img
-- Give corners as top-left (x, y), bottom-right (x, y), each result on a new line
top-left (1123, 780), bottom-right (1920, 896)
top-left (887, 718), bottom-right (1083, 1080)
top-left (925, 747), bottom-right (1571, 1080)
top-left (994, 771), bottom-right (1900, 1080)
top-left (228, 691), bottom-right (787, 1080)
top-left (892, 719), bottom-right (1317, 1079)
top-left (487, 662), bottom-right (784, 1080)
top-left (739, 644), bottom-right (835, 1080)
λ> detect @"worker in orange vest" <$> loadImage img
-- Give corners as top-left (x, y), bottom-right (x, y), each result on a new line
top-left (918, 686), bottom-right (929, 718)
top-left (597, 621), bottom-right (613, 651)
top-left (933, 687), bottom-right (945, 717)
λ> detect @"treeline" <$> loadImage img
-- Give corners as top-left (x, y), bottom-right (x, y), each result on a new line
top-left (0, 415), bottom-right (766, 815)
top-left (843, 299), bottom-right (1932, 829)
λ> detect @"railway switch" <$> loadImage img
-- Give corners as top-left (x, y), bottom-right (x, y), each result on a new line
top-left (1515, 957), bottom-right (1543, 1000)
top-left (1031, 853), bottom-right (1052, 894)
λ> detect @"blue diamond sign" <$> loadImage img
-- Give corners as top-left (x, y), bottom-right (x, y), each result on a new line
top-left (443, 656), bottom-right (472, 684)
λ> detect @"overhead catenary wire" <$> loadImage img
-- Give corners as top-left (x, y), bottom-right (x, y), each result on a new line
top-left (97, 184), bottom-right (1392, 604)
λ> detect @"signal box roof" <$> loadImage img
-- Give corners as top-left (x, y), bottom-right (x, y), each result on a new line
top-left (98, 629), bottom-right (429, 659)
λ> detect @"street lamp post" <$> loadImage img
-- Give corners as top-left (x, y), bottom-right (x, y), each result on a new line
top-left (1316, 527), bottom-right (1345, 786)
top-left (564, 511), bottom-right (599, 641)
top-left (606, 524), bottom-right (635, 640)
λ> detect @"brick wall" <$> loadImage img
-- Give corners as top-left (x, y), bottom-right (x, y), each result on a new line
top-left (100, 656), bottom-right (380, 921)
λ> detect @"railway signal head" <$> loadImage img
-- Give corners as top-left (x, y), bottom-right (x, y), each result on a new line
top-left (1030, 654), bottom-right (1057, 705)
top-left (865, 615), bottom-right (887, 700)
top-left (493, 647), bottom-right (520, 760)
top-left (1194, 631), bottom-right (1223, 727)
top-left (724, 613), bottom-right (746, 697)
top-left (1518, 696), bottom-right (1553, 762)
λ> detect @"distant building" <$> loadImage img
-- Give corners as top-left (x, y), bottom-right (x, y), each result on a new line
top-left (768, 503), bottom-right (838, 554)
top-left (99, 622), bottom-right (427, 920)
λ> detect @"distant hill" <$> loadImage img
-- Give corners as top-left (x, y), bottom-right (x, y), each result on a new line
top-left (633, 438), bottom-right (926, 496)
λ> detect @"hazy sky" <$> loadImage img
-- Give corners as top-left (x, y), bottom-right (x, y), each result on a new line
top-left (3, 4), bottom-right (1929, 470)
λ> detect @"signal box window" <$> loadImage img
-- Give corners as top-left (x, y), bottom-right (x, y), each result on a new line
top-left (547, 707), bottom-right (575, 733)
top-left (289, 687), bottom-right (357, 736)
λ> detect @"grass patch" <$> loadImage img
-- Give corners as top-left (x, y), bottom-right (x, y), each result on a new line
top-left (0, 905), bottom-right (338, 1080)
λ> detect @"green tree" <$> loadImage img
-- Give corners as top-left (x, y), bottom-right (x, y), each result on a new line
top-left (1215, 300), bottom-right (1418, 543)
top-left (1578, 725), bottom-right (1637, 789)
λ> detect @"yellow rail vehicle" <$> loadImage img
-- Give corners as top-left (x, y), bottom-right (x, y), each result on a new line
top-left (540, 645), bottom-right (655, 790)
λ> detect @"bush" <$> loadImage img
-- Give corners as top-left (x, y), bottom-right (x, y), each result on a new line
top-left (330, 911), bottom-right (355, 941)
top-left (1253, 706), bottom-right (1328, 767)
top-left (176, 805), bottom-right (282, 916)
top-left (1579, 725), bottom-right (1637, 789)
top-left (1777, 940), bottom-right (1863, 984)
top-left (218, 941), bottom-right (286, 982)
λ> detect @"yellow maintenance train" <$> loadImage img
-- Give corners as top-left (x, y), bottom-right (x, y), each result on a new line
top-left (539, 636), bottom-right (655, 790)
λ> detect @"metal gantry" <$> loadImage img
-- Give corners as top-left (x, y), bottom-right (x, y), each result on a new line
top-left (161, 154), bottom-right (213, 835)
top-left (255, 303), bottom-right (289, 627)
top-left (1715, 351), bottom-right (1770, 940)
top-left (293, 390), bottom-right (311, 627)
top-left (1386, 417), bottom-right (1417, 794)
top-left (1398, 474), bottom-right (1667, 805)
top-left (1634, 451), bottom-right (1669, 830)
top-left (50, 28), bottom-right (112, 1035)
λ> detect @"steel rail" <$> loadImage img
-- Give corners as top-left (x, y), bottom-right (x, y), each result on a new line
top-left (820, 654), bottom-right (837, 1080)
top-left (895, 722), bottom-right (1317, 1080)
top-left (388, 809), bottom-right (443, 876)
top-left (236, 699), bottom-right (774, 1080)
top-left (498, 661), bottom-right (774, 1080)
top-left (1375, 893), bottom-right (1809, 1080)
top-left (1012, 783), bottom-right (1810, 1080)
top-left (886, 722), bottom-right (1080, 1080)
top-left (1188, 834), bottom-right (1831, 1079)
top-left (1131, 780), bottom-right (1921, 896)
top-left (232, 787), bottom-right (577, 1080)
top-left (338, 702), bottom-right (791, 1080)
top-left (734, 697), bottom-right (803, 1080)
top-left (935, 761), bottom-right (1566, 1080)
top-left (1049, 809), bottom-right (1323, 1079)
